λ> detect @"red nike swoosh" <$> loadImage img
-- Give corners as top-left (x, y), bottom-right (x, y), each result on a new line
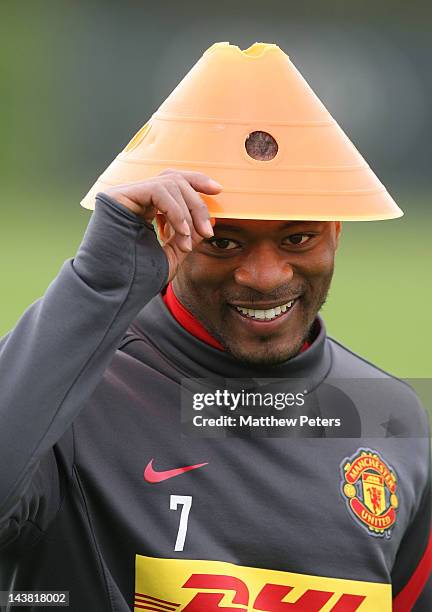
top-left (144, 458), bottom-right (208, 483)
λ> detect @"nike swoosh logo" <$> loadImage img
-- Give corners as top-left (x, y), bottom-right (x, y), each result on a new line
top-left (144, 458), bottom-right (208, 483)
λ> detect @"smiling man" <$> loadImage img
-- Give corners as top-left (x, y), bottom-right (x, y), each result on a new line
top-left (0, 43), bottom-right (430, 612)
top-left (169, 213), bottom-right (340, 365)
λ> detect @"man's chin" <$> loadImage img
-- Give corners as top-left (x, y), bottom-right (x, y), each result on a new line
top-left (222, 338), bottom-right (307, 366)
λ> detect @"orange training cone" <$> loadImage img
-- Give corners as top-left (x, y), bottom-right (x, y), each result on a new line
top-left (80, 42), bottom-right (403, 221)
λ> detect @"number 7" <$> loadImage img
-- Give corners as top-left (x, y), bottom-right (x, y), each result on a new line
top-left (170, 495), bottom-right (192, 551)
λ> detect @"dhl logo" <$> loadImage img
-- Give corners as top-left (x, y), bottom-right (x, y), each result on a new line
top-left (134, 555), bottom-right (391, 611)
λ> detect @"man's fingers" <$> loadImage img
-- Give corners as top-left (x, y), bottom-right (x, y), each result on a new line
top-left (160, 169), bottom-right (222, 195)
top-left (163, 180), bottom-right (195, 239)
top-left (104, 169), bottom-right (222, 254)
top-left (150, 186), bottom-right (192, 252)
top-left (175, 178), bottom-right (214, 238)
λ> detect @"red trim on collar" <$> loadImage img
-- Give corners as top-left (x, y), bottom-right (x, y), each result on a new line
top-left (163, 283), bottom-right (224, 350)
top-left (162, 282), bottom-right (311, 353)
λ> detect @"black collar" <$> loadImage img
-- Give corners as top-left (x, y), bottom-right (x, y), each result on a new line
top-left (129, 295), bottom-right (332, 384)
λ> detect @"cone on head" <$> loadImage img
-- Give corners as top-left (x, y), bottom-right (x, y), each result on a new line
top-left (81, 42), bottom-right (403, 221)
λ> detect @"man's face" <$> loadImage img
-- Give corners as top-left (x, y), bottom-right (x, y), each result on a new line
top-left (168, 218), bottom-right (341, 365)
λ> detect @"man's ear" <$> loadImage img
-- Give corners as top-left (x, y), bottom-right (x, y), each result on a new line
top-left (334, 221), bottom-right (342, 249)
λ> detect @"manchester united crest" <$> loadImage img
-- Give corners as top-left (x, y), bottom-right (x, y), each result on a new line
top-left (340, 449), bottom-right (399, 538)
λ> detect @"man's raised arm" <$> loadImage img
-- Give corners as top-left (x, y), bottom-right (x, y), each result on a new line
top-left (0, 171), bottom-right (221, 545)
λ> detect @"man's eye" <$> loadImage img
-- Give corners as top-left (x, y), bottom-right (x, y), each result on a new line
top-left (284, 234), bottom-right (312, 245)
top-left (209, 238), bottom-right (239, 250)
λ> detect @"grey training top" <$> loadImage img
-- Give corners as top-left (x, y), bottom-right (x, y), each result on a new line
top-left (0, 194), bottom-right (430, 611)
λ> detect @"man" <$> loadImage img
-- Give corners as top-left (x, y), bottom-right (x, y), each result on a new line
top-left (0, 42), bottom-right (430, 611)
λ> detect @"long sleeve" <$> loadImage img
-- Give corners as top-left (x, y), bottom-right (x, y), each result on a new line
top-left (0, 193), bottom-right (168, 544)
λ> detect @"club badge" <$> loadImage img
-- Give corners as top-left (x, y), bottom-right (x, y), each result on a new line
top-left (341, 449), bottom-right (399, 538)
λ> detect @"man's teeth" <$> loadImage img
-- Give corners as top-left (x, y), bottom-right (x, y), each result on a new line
top-left (234, 300), bottom-right (295, 320)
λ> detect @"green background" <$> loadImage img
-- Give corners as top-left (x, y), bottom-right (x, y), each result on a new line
top-left (1, 1), bottom-right (431, 377)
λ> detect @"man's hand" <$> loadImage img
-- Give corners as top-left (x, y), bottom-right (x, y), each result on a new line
top-left (103, 169), bottom-right (222, 281)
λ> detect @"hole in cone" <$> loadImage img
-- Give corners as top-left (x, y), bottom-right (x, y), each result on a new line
top-left (245, 131), bottom-right (278, 161)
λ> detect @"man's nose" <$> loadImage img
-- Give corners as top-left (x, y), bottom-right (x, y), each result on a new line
top-left (233, 243), bottom-right (294, 294)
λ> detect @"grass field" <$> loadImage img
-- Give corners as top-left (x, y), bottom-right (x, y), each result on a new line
top-left (1, 190), bottom-right (431, 378)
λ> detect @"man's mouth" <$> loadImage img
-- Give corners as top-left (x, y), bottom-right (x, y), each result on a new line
top-left (231, 299), bottom-right (296, 322)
